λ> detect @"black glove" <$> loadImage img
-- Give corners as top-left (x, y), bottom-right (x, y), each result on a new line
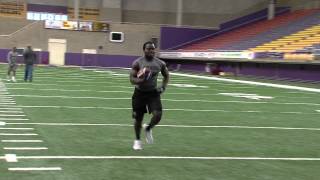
top-left (157, 86), bottom-right (166, 94)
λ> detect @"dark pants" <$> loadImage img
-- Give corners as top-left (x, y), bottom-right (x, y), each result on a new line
top-left (132, 88), bottom-right (162, 116)
top-left (132, 88), bottom-right (163, 140)
top-left (24, 65), bottom-right (33, 82)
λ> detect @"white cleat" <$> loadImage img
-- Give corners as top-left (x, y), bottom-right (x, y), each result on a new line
top-left (143, 124), bottom-right (153, 144)
top-left (133, 140), bottom-right (143, 150)
top-left (11, 77), bottom-right (16, 82)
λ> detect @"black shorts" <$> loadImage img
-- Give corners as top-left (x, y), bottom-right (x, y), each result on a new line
top-left (132, 88), bottom-right (162, 115)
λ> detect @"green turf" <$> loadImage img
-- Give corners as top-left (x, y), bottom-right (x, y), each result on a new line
top-left (0, 64), bottom-right (320, 180)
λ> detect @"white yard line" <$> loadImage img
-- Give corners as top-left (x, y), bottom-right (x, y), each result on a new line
top-left (284, 91), bottom-right (317, 95)
top-left (0, 103), bottom-right (16, 105)
top-left (0, 127), bottom-right (34, 130)
top-left (2, 140), bottom-right (43, 142)
top-left (0, 108), bottom-right (21, 110)
top-left (171, 72), bottom-right (320, 93)
top-left (9, 95), bottom-right (130, 100)
top-left (0, 115), bottom-right (26, 117)
top-left (0, 133), bottom-right (38, 136)
top-left (4, 147), bottom-right (48, 150)
top-left (11, 105), bottom-right (131, 110)
top-left (6, 105), bottom-right (319, 114)
top-left (0, 111), bottom-right (24, 113)
top-left (8, 167), bottom-right (62, 171)
top-left (7, 87), bottom-right (132, 93)
top-left (7, 95), bottom-right (320, 106)
top-left (5, 122), bottom-right (320, 131)
top-left (7, 87), bottom-right (91, 92)
top-left (0, 118), bottom-right (29, 121)
top-left (6, 83), bottom-right (133, 89)
top-left (2, 155), bottom-right (318, 161)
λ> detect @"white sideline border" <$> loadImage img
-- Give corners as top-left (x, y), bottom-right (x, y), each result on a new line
top-left (171, 72), bottom-right (320, 93)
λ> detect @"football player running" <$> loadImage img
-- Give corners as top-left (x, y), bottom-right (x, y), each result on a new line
top-left (129, 41), bottom-right (169, 150)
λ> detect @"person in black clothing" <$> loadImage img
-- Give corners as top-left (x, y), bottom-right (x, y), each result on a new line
top-left (129, 41), bottom-right (169, 150)
top-left (23, 46), bottom-right (37, 82)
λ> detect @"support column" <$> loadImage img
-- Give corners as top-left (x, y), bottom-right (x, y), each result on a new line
top-left (268, 0), bottom-right (276, 20)
top-left (74, 0), bottom-right (79, 21)
top-left (176, 0), bottom-right (183, 26)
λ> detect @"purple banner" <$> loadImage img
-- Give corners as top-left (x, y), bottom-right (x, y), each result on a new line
top-left (27, 4), bottom-right (67, 14)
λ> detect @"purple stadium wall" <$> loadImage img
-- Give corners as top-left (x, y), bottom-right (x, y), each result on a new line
top-left (160, 27), bottom-right (217, 50)
top-left (65, 53), bottom-right (138, 68)
top-left (0, 49), bottom-right (49, 65)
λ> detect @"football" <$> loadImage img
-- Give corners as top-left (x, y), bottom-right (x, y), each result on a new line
top-left (137, 67), bottom-right (151, 80)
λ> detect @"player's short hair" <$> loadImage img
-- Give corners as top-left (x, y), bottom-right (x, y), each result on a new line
top-left (143, 41), bottom-right (155, 50)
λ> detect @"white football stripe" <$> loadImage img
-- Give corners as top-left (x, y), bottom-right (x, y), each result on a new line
top-left (4, 147), bottom-right (48, 150)
top-left (8, 167), bottom-right (62, 171)
top-left (2, 140), bottom-right (43, 142)
top-left (12, 155), bottom-right (320, 161)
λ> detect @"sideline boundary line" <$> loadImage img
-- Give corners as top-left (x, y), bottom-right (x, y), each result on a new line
top-left (171, 72), bottom-right (320, 93)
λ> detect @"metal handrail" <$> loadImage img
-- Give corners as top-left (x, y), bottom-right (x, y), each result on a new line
top-left (0, 20), bottom-right (39, 38)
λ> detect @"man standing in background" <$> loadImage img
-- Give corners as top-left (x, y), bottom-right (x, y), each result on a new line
top-left (7, 47), bottom-right (18, 82)
top-left (23, 45), bottom-right (37, 82)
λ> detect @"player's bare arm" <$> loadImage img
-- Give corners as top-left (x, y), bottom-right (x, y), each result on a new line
top-left (161, 65), bottom-right (169, 89)
top-left (130, 63), bottom-right (144, 85)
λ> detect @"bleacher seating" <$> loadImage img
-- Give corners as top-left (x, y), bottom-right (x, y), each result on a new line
top-left (181, 9), bottom-right (320, 51)
top-left (223, 9), bottom-right (320, 51)
top-left (250, 24), bottom-right (320, 52)
top-left (68, 8), bottom-right (99, 21)
top-left (0, 1), bottom-right (26, 17)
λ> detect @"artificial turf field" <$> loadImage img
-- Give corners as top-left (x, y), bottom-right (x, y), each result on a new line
top-left (0, 64), bottom-right (320, 180)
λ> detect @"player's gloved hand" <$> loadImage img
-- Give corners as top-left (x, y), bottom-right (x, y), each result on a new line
top-left (157, 86), bottom-right (166, 94)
